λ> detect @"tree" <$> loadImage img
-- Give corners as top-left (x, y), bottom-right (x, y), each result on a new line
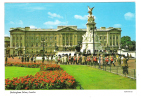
top-left (121, 36), bottom-right (136, 51)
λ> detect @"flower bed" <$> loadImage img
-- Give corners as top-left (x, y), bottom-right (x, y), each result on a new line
top-left (5, 62), bottom-right (62, 70)
top-left (5, 62), bottom-right (41, 68)
top-left (5, 70), bottom-right (76, 90)
top-left (40, 64), bottom-right (62, 71)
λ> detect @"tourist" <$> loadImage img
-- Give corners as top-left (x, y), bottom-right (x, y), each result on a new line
top-left (58, 55), bottom-right (60, 64)
top-left (5, 56), bottom-right (7, 63)
top-left (121, 56), bottom-right (128, 75)
top-left (85, 55), bottom-right (87, 65)
top-left (33, 55), bottom-right (36, 63)
top-left (73, 54), bottom-right (77, 64)
top-left (90, 55), bottom-right (93, 66)
top-left (76, 54), bottom-right (80, 65)
top-left (21, 56), bottom-right (24, 62)
top-left (79, 54), bottom-right (82, 65)
top-left (64, 54), bottom-right (67, 65)
top-left (68, 54), bottom-right (71, 65)
top-left (105, 56), bottom-right (109, 66)
top-left (27, 56), bottom-right (29, 62)
top-left (110, 55), bottom-right (115, 67)
top-left (82, 54), bottom-right (85, 65)
top-left (117, 55), bottom-right (121, 66)
top-left (62, 54), bottom-right (64, 64)
top-left (55, 55), bottom-right (58, 64)
top-left (71, 55), bottom-right (73, 65)
top-left (60, 55), bottom-right (62, 64)
top-left (93, 55), bottom-right (97, 66)
top-left (99, 55), bottom-right (103, 68)
top-left (31, 56), bottom-right (33, 63)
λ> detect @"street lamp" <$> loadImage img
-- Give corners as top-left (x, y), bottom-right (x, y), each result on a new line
top-left (91, 24), bottom-right (96, 55)
top-left (41, 39), bottom-right (45, 63)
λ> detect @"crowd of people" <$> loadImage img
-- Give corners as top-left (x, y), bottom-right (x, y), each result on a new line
top-left (5, 53), bottom-right (129, 74)
top-left (54, 53), bottom-right (128, 67)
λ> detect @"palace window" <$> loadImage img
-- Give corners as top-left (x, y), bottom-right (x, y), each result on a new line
top-left (63, 37), bottom-right (64, 40)
top-left (46, 43), bottom-right (47, 46)
top-left (100, 36), bottom-right (101, 39)
top-left (117, 42), bottom-right (118, 45)
top-left (21, 43), bottom-right (22, 47)
top-left (50, 36), bottom-right (52, 40)
top-left (110, 36), bottom-right (111, 39)
top-left (46, 37), bottom-right (47, 40)
top-left (21, 37), bottom-right (22, 40)
top-left (66, 42), bottom-right (68, 45)
top-left (36, 43), bottom-right (38, 47)
top-left (116, 36), bottom-right (118, 39)
top-left (55, 43), bottom-right (56, 46)
top-left (16, 43), bottom-right (18, 47)
top-left (55, 37), bottom-right (56, 40)
top-left (31, 43), bottom-right (33, 47)
top-left (13, 43), bottom-right (15, 47)
top-left (110, 42), bottom-right (112, 46)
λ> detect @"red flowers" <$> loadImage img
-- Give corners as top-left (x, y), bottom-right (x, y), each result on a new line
top-left (40, 64), bottom-right (62, 71)
top-left (5, 62), bottom-right (41, 68)
top-left (5, 62), bottom-right (77, 90)
top-left (5, 70), bottom-right (76, 90)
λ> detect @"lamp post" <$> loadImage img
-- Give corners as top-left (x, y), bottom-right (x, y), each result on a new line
top-left (41, 39), bottom-right (45, 63)
top-left (93, 25), bottom-right (96, 55)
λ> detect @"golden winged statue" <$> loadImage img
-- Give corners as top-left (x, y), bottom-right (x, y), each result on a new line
top-left (88, 6), bottom-right (94, 15)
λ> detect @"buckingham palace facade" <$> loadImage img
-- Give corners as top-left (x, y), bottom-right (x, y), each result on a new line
top-left (9, 26), bottom-right (121, 56)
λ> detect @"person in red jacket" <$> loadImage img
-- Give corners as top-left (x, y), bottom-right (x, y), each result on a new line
top-left (93, 55), bottom-right (97, 66)
top-left (105, 56), bottom-right (109, 66)
top-left (110, 55), bottom-right (115, 66)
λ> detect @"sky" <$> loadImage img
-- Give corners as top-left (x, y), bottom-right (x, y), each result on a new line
top-left (4, 2), bottom-right (136, 41)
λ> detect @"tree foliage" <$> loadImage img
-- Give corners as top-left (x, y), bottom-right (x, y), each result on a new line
top-left (121, 36), bottom-right (136, 51)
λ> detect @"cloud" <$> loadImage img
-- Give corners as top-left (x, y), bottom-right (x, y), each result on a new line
top-left (113, 24), bottom-right (122, 28)
top-left (48, 12), bottom-right (63, 18)
top-left (124, 12), bottom-right (134, 20)
top-left (9, 20), bottom-right (23, 25)
top-left (9, 21), bottom-right (14, 24)
top-left (74, 15), bottom-right (88, 20)
top-left (74, 15), bottom-right (96, 20)
top-left (30, 25), bottom-right (37, 29)
top-left (18, 20), bottom-right (23, 25)
top-left (44, 20), bottom-right (66, 26)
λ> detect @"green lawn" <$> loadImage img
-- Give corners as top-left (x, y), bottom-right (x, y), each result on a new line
top-left (5, 66), bottom-right (40, 79)
top-left (60, 65), bottom-right (136, 89)
top-left (5, 65), bottom-right (136, 89)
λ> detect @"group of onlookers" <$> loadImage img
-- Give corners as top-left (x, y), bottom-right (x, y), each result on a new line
top-left (5, 53), bottom-right (129, 74)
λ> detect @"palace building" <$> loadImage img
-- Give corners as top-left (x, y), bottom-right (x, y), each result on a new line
top-left (9, 25), bottom-right (121, 56)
